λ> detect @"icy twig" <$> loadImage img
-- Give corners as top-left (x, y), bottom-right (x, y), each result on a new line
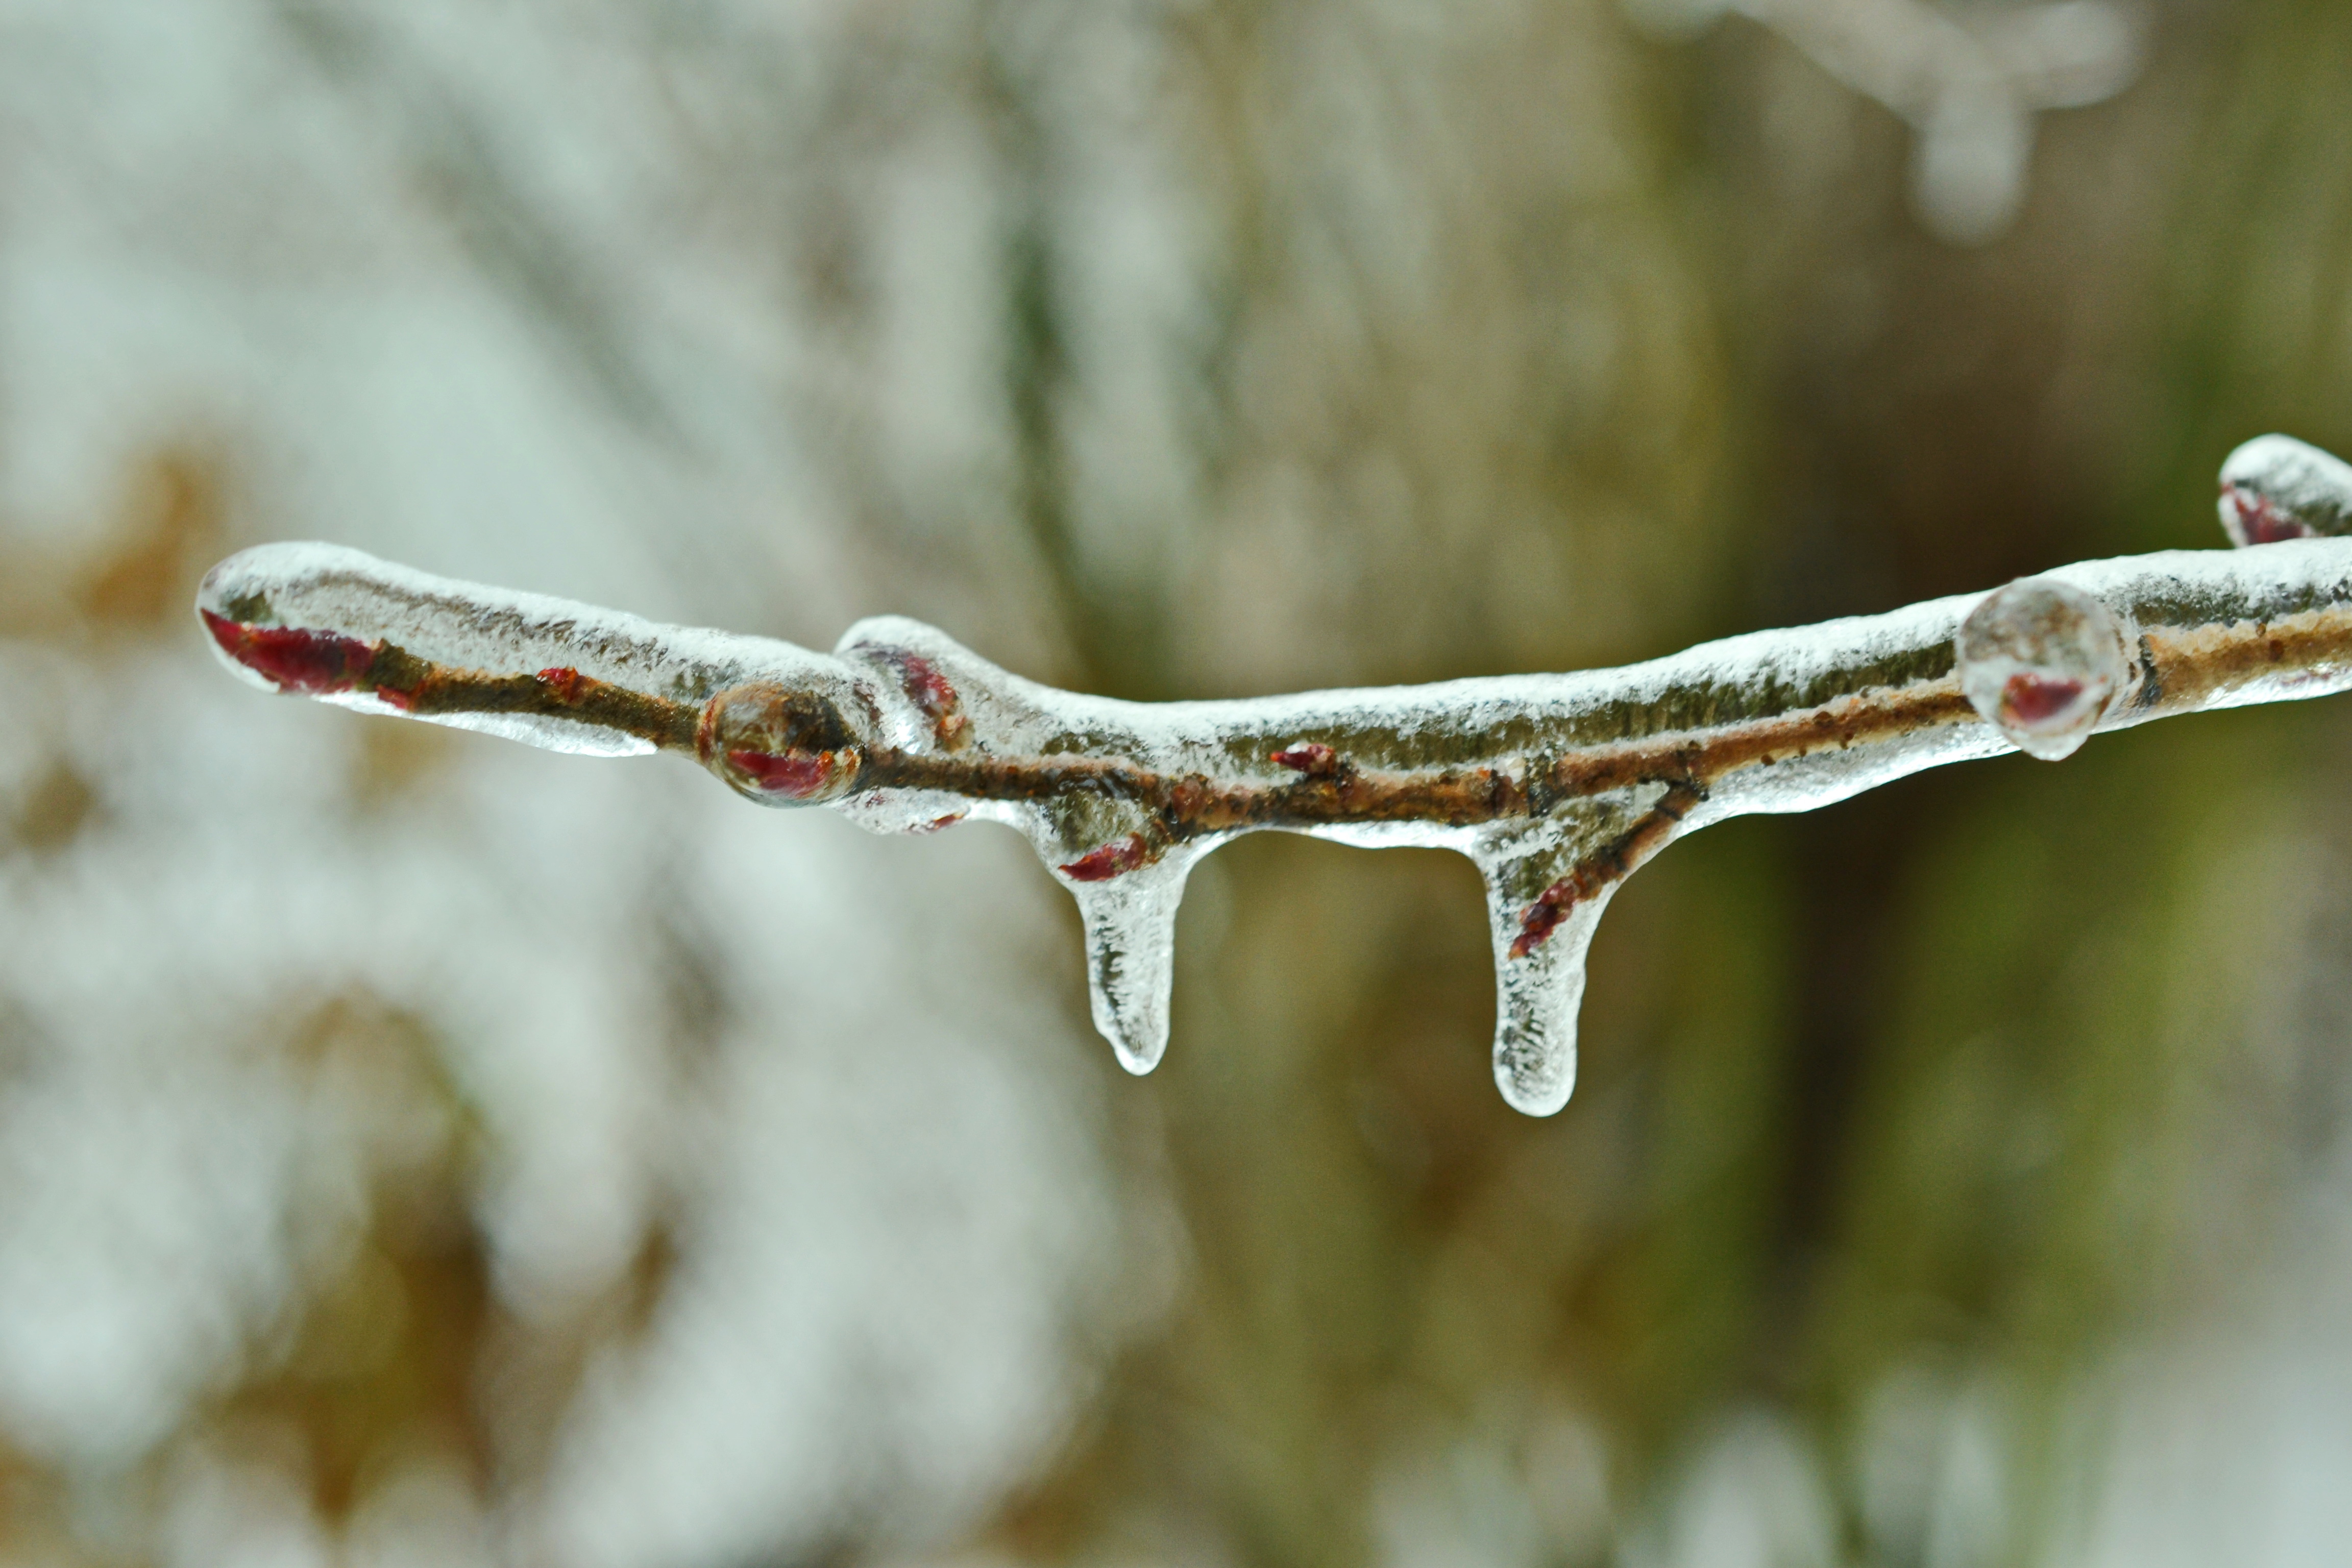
top-left (197, 434), bottom-right (2352, 1115)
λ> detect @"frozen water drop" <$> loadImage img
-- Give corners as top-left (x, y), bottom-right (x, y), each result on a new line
top-left (2218, 434), bottom-right (2352, 546)
top-left (694, 680), bottom-right (865, 804)
top-left (1956, 577), bottom-right (2130, 762)
top-left (1064, 850), bottom-right (1202, 1075)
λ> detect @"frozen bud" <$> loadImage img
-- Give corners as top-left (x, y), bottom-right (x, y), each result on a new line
top-left (2218, 434), bottom-right (2352, 546)
top-left (1957, 577), bottom-right (2131, 761)
top-left (1269, 741), bottom-right (1339, 776)
top-left (1058, 833), bottom-right (1157, 883)
top-left (200, 608), bottom-right (379, 698)
top-left (696, 681), bottom-right (863, 803)
top-left (873, 649), bottom-right (969, 749)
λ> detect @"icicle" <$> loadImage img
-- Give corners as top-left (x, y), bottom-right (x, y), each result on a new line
top-left (1468, 796), bottom-right (1688, 1117)
top-left (1955, 577), bottom-right (2131, 762)
top-left (2218, 434), bottom-right (2352, 546)
top-left (1060, 848), bottom-right (1203, 1075)
top-left (1478, 862), bottom-right (1606, 1117)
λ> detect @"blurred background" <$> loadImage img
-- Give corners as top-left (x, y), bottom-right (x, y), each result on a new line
top-left (3, 1), bottom-right (2351, 1563)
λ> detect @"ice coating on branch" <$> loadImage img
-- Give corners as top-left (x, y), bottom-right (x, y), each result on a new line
top-left (195, 542), bottom-right (852, 758)
top-left (198, 528), bottom-right (2352, 1113)
top-left (1955, 577), bottom-right (2133, 761)
top-left (2219, 435), bottom-right (2352, 547)
top-left (830, 616), bottom-right (1220, 1073)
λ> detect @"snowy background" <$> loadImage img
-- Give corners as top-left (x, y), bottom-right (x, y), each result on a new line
top-left (3, 2), bottom-right (2352, 1565)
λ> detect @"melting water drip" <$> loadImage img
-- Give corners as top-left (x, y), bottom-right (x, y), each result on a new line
top-left (1955, 576), bottom-right (2130, 762)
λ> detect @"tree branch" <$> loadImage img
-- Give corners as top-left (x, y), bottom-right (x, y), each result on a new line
top-left (195, 436), bottom-right (2352, 1114)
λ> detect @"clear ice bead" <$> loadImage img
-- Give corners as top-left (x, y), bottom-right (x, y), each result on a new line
top-left (1955, 577), bottom-right (2131, 762)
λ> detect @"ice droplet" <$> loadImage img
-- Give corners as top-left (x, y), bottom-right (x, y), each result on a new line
top-left (1956, 577), bottom-right (2130, 762)
top-left (2218, 434), bottom-right (2352, 546)
top-left (695, 681), bottom-right (865, 804)
top-left (1063, 849), bottom-right (1203, 1075)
